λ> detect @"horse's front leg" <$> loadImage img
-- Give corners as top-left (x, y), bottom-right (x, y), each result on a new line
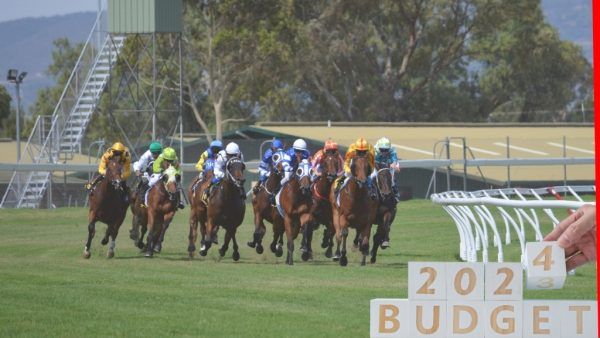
top-left (83, 218), bottom-right (97, 259)
top-left (300, 213), bottom-right (313, 262)
top-left (339, 217), bottom-right (349, 267)
top-left (231, 228), bottom-right (240, 261)
top-left (359, 223), bottom-right (372, 266)
top-left (200, 218), bottom-right (215, 256)
top-left (107, 223), bottom-right (120, 258)
top-left (284, 215), bottom-right (295, 265)
top-left (145, 211), bottom-right (160, 257)
top-left (137, 223), bottom-right (147, 250)
top-left (371, 223), bottom-right (384, 264)
top-left (218, 229), bottom-right (232, 259)
top-left (155, 211), bottom-right (175, 253)
top-left (188, 210), bottom-right (199, 258)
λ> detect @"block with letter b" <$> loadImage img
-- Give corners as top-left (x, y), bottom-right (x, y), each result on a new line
top-left (370, 299), bottom-right (411, 338)
top-left (446, 263), bottom-right (484, 301)
top-left (409, 262), bottom-right (446, 300)
top-left (525, 241), bottom-right (566, 290)
top-left (485, 263), bottom-right (523, 301)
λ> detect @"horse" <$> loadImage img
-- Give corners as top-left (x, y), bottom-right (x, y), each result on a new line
top-left (248, 153), bottom-right (285, 257)
top-left (330, 156), bottom-right (376, 266)
top-left (129, 182), bottom-right (148, 250)
top-left (306, 151), bottom-right (340, 258)
top-left (199, 157), bottom-right (246, 261)
top-left (83, 158), bottom-right (129, 258)
top-left (144, 166), bottom-right (180, 257)
top-left (278, 159), bottom-right (313, 265)
top-left (370, 163), bottom-right (398, 263)
top-left (187, 161), bottom-right (216, 258)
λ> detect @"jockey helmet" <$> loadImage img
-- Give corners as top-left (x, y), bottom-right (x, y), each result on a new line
top-left (162, 147), bottom-right (177, 161)
top-left (354, 137), bottom-right (369, 151)
top-left (225, 142), bottom-right (241, 155)
top-left (324, 139), bottom-right (338, 151)
top-left (149, 142), bottom-right (162, 154)
top-left (111, 142), bottom-right (126, 152)
top-left (292, 139), bottom-right (307, 151)
top-left (375, 137), bottom-right (391, 150)
top-left (271, 138), bottom-right (284, 150)
top-left (210, 140), bottom-right (223, 149)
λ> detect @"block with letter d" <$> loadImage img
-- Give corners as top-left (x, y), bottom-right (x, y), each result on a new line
top-left (525, 241), bottom-right (566, 290)
top-left (370, 299), bottom-right (410, 338)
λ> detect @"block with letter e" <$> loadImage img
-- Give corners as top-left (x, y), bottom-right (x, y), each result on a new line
top-left (525, 242), bottom-right (566, 290)
top-left (370, 299), bottom-right (410, 338)
top-left (522, 300), bottom-right (560, 338)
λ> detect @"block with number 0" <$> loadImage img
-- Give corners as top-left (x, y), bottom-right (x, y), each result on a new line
top-left (525, 241), bottom-right (566, 290)
top-left (446, 263), bottom-right (484, 301)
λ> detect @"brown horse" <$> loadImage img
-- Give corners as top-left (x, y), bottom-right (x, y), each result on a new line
top-left (144, 166), bottom-right (180, 257)
top-left (199, 158), bottom-right (246, 261)
top-left (187, 167), bottom-right (215, 258)
top-left (129, 184), bottom-right (148, 250)
top-left (248, 159), bottom-right (284, 257)
top-left (83, 158), bottom-right (129, 258)
top-left (279, 160), bottom-right (313, 265)
top-left (306, 151), bottom-right (340, 258)
top-left (330, 156), bottom-right (376, 266)
top-left (370, 164), bottom-right (397, 263)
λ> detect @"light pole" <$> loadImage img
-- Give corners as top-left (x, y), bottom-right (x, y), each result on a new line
top-left (7, 69), bottom-right (27, 161)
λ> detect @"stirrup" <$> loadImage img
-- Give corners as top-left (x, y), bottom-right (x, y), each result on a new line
top-left (140, 203), bottom-right (147, 209)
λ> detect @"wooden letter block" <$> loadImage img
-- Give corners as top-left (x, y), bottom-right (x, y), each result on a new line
top-left (409, 262), bottom-right (446, 300)
top-left (370, 299), bottom-right (411, 338)
top-left (446, 301), bottom-right (484, 338)
top-left (411, 301), bottom-right (447, 338)
top-left (522, 300), bottom-right (560, 338)
top-left (485, 263), bottom-right (523, 301)
top-left (559, 301), bottom-right (597, 338)
top-left (446, 263), bottom-right (484, 301)
top-left (525, 242), bottom-right (566, 290)
top-left (485, 301), bottom-right (523, 338)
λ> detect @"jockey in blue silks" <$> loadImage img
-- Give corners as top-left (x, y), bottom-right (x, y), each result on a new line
top-left (282, 138), bottom-right (311, 186)
top-left (253, 138), bottom-right (284, 193)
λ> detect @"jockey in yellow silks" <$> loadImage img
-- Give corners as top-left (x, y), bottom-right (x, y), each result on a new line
top-left (85, 142), bottom-right (131, 202)
top-left (334, 137), bottom-right (376, 199)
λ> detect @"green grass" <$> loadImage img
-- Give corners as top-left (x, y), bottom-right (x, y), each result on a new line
top-left (0, 200), bottom-right (595, 337)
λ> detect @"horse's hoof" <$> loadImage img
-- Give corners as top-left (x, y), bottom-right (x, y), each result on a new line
top-left (270, 242), bottom-right (276, 253)
top-left (301, 251), bottom-right (310, 262)
top-left (129, 229), bottom-right (139, 241)
top-left (381, 241), bottom-right (389, 249)
top-left (325, 248), bottom-right (333, 258)
top-left (188, 244), bottom-right (196, 253)
top-left (107, 250), bottom-right (114, 259)
top-left (320, 241), bottom-right (328, 249)
top-left (232, 252), bottom-right (240, 261)
top-left (83, 250), bottom-right (91, 259)
top-left (199, 250), bottom-right (207, 257)
top-left (247, 241), bottom-right (256, 248)
top-left (370, 256), bottom-right (376, 264)
top-left (256, 244), bottom-right (264, 254)
top-left (101, 238), bottom-right (109, 246)
top-left (218, 248), bottom-right (226, 257)
top-left (188, 251), bottom-right (195, 259)
top-left (137, 241), bottom-right (145, 250)
top-left (144, 251), bottom-right (153, 258)
top-left (275, 247), bottom-right (283, 257)
top-left (153, 245), bottom-right (162, 253)
top-left (340, 256), bottom-right (348, 266)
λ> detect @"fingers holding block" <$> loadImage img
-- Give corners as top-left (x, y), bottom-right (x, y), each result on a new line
top-left (409, 262), bottom-right (446, 300)
top-left (370, 299), bottom-right (410, 338)
top-left (525, 242), bottom-right (566, 290)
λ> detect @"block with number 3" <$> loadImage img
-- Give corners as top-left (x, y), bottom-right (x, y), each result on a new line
top-left (525, 241), bottom-right (566, 290)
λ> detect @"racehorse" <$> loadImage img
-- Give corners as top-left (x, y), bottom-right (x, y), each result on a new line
top-left (83, 158), bottom-right (129, 258)
top-left (370, 163), bottom-right (397, 263)
top-left (278, 159), bottom-right (313, 265)
top-left (330, 156), bottom-right (376, 266)
top-left (144, 166), bottom-right (180, 257)
top-left (129, 185), bottom-right (148, 250)
top-left (199, 157), bottom-right (246, 261)
top-left (306, 151), bottom-right (339, 258)
top-left (248, 153), bottom-right (284, 257)
top-left (187, 161), bottom-right (215, 258)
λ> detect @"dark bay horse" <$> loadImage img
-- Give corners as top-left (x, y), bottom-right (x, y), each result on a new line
top-left (129, 187), bottom-right (148, 250)
top-left (330, 156), bottom-right (376, 266)
top-left (187, 166), bottom-right (215, 258)
top-left (370, 164), bottom-right (397, 263)
top-left (307, 152), bottom-right (340, 258)
top-left (248, 156), bottom-right (284, 256)
top-left (83, 158), bottom-right (129, 258)
top-left (199, 158), bottom-right (246, 261)
top-left (144, 166), bottom-right (180, 257)
top-left (279, 160), bottom-right (313, 265)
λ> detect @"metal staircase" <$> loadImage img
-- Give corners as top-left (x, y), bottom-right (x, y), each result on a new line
top-left (0, 12), bottom-right (125, 208)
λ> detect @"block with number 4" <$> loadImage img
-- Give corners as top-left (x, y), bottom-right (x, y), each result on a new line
top-left (525, 241), bottom-right (566, 290)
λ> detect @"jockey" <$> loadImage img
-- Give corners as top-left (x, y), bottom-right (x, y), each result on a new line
top-left (311, 139), bottom-right (344, 180)
top-left (205, 142), bottom-right (246, 200)
top-left (334, 137), bottom-right (377, 200)
top-left (372, 137), bottom-right (401, 201)
top-left (133, 141), bottom-right (162, 185)
top-left (253, 138), bottom-right (284, 193)
top-left (85, 142), bottom-right (131, 203)
top-left (195, 139), bottom-right (223, 181)
top-left (145, 147), bottom-right (184, 209)
top-left (281, 138), bottom-right (311, 186)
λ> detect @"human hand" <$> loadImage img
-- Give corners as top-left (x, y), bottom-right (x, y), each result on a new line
top-left (544, 204), bottom-right (596, 270)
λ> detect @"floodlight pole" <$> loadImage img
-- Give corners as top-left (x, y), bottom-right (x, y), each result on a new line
top-left (15, 80), bottom-right (21, 161)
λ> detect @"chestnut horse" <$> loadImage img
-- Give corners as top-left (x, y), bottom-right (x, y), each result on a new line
top-left (248, 154), bottom-right (284, 257)
top-left (279, 159), bottom-right (313, 265)
top-left (187, 161), bottom-right (215, 258)
top-left (330, 156), bottom-right (376, 266)
top-left (370, 164), bottom-right (397, 263)
top-left (144, 166), bottom-right (180, 257)
top-left (199, 158), bottom-right (246, 261)
top-left (83, 158), bottom-right (129, 258)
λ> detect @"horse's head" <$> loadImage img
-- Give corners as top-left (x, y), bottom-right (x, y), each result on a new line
top-left (375, 166), bottom-right (393, 200)
top-left (350, 155), bottom-right (370, 187)
top-left (296, 159), bottom-right (312, 196)
top-left (270, 150), bottom-right (285, 177)
top-left (321, 151), bottom-right (339, 182)
top-left (105, 158), bottom-right (124, 191)
top-left (226, 157), bottom-right (246, 189)
top-left (161, 166), bottom-right (180, 201)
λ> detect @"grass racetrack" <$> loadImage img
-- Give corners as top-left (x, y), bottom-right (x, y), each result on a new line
top-left (0, 200), bottom-right (596, 337)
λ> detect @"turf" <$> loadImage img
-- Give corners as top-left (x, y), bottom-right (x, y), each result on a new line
top-left (0, 200), bottom-right (595, 337)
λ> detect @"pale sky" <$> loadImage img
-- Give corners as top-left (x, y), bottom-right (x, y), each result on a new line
top-left (0, 0), bottom-right (98, 23)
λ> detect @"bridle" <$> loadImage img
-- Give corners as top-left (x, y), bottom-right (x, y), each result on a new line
top-left (375, 167), bottom-right (393, 199)
top-left (226, 157), bottom-right (245, 189)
